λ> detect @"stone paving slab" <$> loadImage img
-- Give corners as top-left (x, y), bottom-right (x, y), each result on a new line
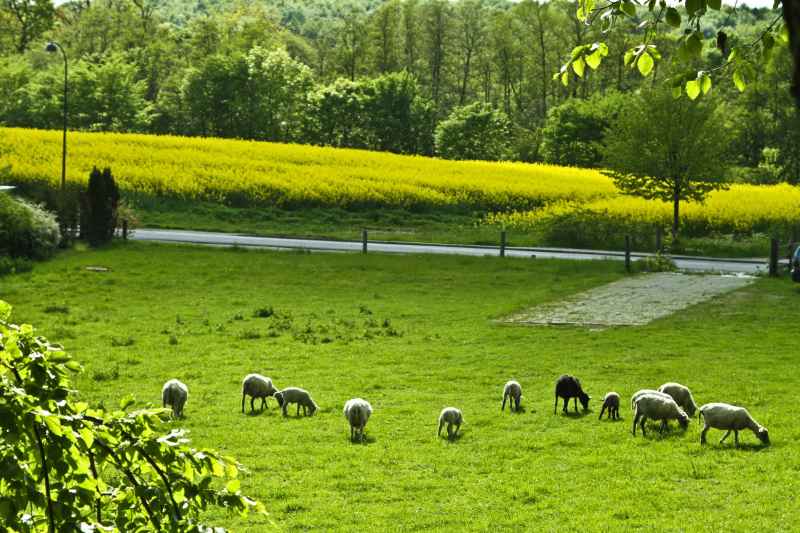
top-left (504, 272), bottom-right (755, 327)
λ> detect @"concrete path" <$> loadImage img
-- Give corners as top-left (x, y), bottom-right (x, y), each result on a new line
top-left (503, 272), bottom-right (755, 327)
top-left (131, 228), bottom-right (768, 274)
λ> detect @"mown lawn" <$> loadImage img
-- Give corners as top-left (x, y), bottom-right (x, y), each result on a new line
top-left (2, 243), bottom-right (798, 531)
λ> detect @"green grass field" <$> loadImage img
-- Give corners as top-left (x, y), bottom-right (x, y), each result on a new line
top-left (2, 243), bottom-right (798, 530)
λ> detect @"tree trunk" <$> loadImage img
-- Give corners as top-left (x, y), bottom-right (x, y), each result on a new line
top-left (784, 0), bottom-right (800, 107)
top-left (672, 185), bottom-right (680, 243)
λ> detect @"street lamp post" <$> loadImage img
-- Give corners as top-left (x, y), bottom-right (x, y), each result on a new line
top-left (45, 41), bottom-right (68, 238)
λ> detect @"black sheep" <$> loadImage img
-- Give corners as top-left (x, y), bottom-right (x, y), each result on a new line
top-left (554, 374), bottom-right (591, 414)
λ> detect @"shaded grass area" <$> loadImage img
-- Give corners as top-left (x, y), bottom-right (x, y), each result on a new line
top-left (137, 197), bottom-right (773, 257)
top-left (2, 243), bottom-right (798, 530)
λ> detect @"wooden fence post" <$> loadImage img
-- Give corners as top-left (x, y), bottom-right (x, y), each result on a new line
top-left (500, 230), bottom-right (507, 258)
top-left (362, 229), bottom-right (368, 254)
top-left (625, 235), bottom-right (631, 273)
top-left (769, 237), bottom-right (779, 277)
top-left (122, 220), bottom-right (128, 241)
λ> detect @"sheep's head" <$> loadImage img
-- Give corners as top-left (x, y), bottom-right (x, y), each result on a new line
top-left (756, 427), bottom-right (770, 445)
top-left (308, 401), bottom-right (318, 416)
top-left (274, 392), bottom-right (285, 407)
top-left (579, 392), bottom-right (590, 410)
top-left (677, 412), bottom-right (690, 430)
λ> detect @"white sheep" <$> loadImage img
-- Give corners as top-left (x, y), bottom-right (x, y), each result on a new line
top-left (658, 382), bottom-right (699, 417)
top-left (699, 403), bottom-right (769, 446)
top-left (630, 389), bottom-right (673, 410)
top-left (343, 398), bottom-right (373, 442)
top-left (162, 379), bottom-right (188, 418)
top-left (502, 380), bottom-right (522, 412)
top-left (241, 373), bottom-right (278, 413)
top-left (438, 407), bottom-right (463, 439)
top-left (274, 387), bottom-right (318, 417)
top-left (632, 393), bottom-right (689, 437)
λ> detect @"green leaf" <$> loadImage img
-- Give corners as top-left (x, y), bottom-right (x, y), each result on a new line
top-left (665, 7), bottom-right (681, 27)
top-left (686, 0), bottom-right (703, 15)
top-left (686, 32), bottom-right (703, 58)
top-left (700, 74), bottom-right (712, 95)
top-left (572, 57), bottom-right (586, 78)
top-left (119, 395), bottom-right (135, 410)
top-left (733, 70), bottom-right (746, 92)
top-left (43, 415), bottom-right (63, 437)
top-left (586, 51), bottom-right (602, 70)
top-left (561, 71), bottom-right (569, 86)
top-left (79, 427), bottom-right (94, 449)
top-left (621, 1), bottom-right (637, 16)
top-left (226, 479), bottom-right (241, 493)
top-left (707, 0), bottom-right (721, 9)
top-left (638, 52), bottom-right (654, 77)
top-left (762, 32), bottom-right (775, 58)
top-left (0, 300), bottom-right (10, 321)
top-left (672, 85), bottom-right (682, 98)
top-left (65, 360), bottom-right (82, 372)
top-left (624, 49), bottom-right (636, 67)
top-left (685, 79), bottom-right (701, 100)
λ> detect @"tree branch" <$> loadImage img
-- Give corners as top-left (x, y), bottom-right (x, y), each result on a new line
top-left (31, 422), bottom-right (55, 533)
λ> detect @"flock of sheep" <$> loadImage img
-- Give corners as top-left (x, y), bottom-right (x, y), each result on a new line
top-left (160, 373), bottom-right (770, 446)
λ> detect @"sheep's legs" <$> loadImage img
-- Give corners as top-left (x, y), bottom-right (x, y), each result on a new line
top-left (251, 397), bottom-right (256, 413)
top-left (734, 430), bottom-right (739, 447)
top-left (720, 430), bottom-right (732, 443)
top-left (502, 396), bottom-right (507, 411)
top-left (563, 398), bottom-right (569, 413)
top-left (296, 404), bottom-right (301, 416)
top-left (261, 397), bottom-right (268, 410)
top-left (554, 394), bottom-right (558, 414)
top-left (241, 394), bottom-right (246, 414)
top-left (632, 413), bottom-right (640, 435)
top-left (599, 405), bottom-right (607, 420)
top-left (438, 420), bottom-right (444, 437)
top-left (573, 397), bottom-right (578, 413)
top-left (640, 416), bottom-right (647, 436)
top-left (700, 426), bottom-right (709, 444)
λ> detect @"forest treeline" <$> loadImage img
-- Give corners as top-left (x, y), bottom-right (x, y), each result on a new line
top-left (0, 0), bottom-right (797, 182)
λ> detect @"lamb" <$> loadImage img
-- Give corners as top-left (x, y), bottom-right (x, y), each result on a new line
top-left (161, 379), bottom-right (188, 418)
top-left (598, 392), bottom-right (620, 420)
top-left (343, 398), bottom-right (373, 442)
top-left (699, 403), bottom-right (769, 446)
top-left (554, 375), bottom-right (590, 414)
top-left (241, 373), bottom-right (278, 413)
top-left (658, 382), bottom-right (699, 417)
top-left (437, 407), bottom-right (463, 439)
top-left (632, 393), bottom-right (689, 437)
top-left (502, 380), bottom-right (522, 412)
top-left (274, 387), bottom-right (318, 417)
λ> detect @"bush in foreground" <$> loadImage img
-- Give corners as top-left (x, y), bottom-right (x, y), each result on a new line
top-left (0, 300), bottom-right (265, 531)
top-left (0, 193), bottom-right (59, 259)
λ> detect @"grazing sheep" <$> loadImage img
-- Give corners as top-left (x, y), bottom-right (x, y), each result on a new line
top-left (699, 403), bottom-right (769, 446)
top-left (554, 375), bottom-right (590, 414)
top-left (274, 387), bottom-right (318, 417)
top-left (502, 380), bottom-right (522, 412)
top-left (630, 389), bottom-right (673, 410)
top-left (343, 398), bottom-right (373, 442)
top-left (599, 392), bottom-right (620, 420)
top-left (632, 394), bottom-right (689, 437)
top-left (438, 407), bottom-right (463, 439)
top-left (658, 382), bottom-right (699, 417)
top-left (162, 379), bottom-right (188, 418)
top-left (241, 373), bottom-right (277, 413)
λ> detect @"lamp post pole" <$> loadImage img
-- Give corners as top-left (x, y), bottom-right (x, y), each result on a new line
top-left (46, 41), bottom-right (68, 237)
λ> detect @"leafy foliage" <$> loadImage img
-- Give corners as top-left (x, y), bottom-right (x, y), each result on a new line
top-left (0, 300), bottom-right (265, 531)
top-left (434, 102), bottom-right (512, 161)
top-left (603, 89), bottom-right (730, 239)
top-left (0, 192), bottom-right (59, 259)
top-left (84, 166), bottom-right (119, 247)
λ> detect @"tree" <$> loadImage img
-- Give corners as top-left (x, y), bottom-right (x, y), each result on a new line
top-left (84, 166), bottom-right (119, 247)
top-left (434, 102), bottom-right (512, 161)
top-left (1, 0), bottom-right (54, 53)
top-left (603, 89), bottom-right (730, 242)
top-left (0, 300), bottom-right (265, 531)
top-left (540, 91), bottom-right (625, 168)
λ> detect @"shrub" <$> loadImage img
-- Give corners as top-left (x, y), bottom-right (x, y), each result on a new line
top-left (0, 256), bottom-right (32, 276)
top-left (84, 166), bottom-right (119, 246)
top-left (0, 193), bottom-right (60, 259)
top-left (435, 103), bottom-right (513, 161)
top-left (0, 300), bottom-right (265, 530)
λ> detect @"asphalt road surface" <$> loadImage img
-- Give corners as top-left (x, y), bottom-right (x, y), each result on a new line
top-left (132, 228), bottom-right (768, 275)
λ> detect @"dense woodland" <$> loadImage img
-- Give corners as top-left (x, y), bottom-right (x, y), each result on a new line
top-left (0, 0), bottom-right (797, 182)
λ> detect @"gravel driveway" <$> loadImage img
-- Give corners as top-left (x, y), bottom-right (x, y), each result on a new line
top-left (504, 272), bottom-right (755, 327)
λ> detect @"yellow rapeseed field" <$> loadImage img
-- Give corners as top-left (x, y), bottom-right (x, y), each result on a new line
top-left (0, 128), bottom-right (614, 211)
top-left (488, 184), bottom-right (800, 235)
top-left (2, 127), bottom-right (798, 236)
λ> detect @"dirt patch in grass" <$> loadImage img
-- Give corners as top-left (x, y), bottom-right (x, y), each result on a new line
top-left (504, 272), bottom-right (755, 326)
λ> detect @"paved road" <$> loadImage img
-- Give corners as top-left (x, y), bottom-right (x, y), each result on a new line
top-left (132, 228), bottom-right (769, 274)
